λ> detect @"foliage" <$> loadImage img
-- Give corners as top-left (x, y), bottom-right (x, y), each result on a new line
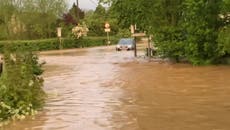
top-left (0, 0), bottom-right (67, 40)
top-left (155, 27), bottom-right (186, 61)
top-left (116, 28), bottom-right (131, 38)
top-left (0, 44), bottom-right (45, 121)
top-left (218, 25), bottom-right (230, 56)
top-left (0, 37), bottom-right (119, 53)
top-left (62, 3), bottom-right (85, 26)
top-left (180, 0), bottom-right (222, 64)
top-left (107, 0), bottom-right (229, 65)
top-left (218, 0), bottom-right (230, 58)
top-left (84, 5), bottom-right (119, 36)
top-left (84, 5), bottom-right (107, 36)
top-left (72, 24), bottom-right (89, 39)
top-left (72, 26), bottom-right (84, 39)
top-left (0, 39), bottom-right (60, 53)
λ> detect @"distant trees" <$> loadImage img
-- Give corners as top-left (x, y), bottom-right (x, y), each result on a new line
top-left (0, 0), bottom-right (67, 40)
top-left (84, 4), bottom-right (119, 36)
top-left (105, 0), bottom-right (230, 64)
top-left (84, 5), bottom-right (107, 36)
top-left (59, 3), bottom-right (85, 37)
top-left (62, 3), bottom-right (85, 26)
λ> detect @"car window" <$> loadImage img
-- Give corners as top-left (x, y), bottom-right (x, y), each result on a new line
top-left (118, 39), bottom-right (134, 45)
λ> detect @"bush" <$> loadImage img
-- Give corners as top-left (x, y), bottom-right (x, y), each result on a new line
top-left (116, 29), bottom-right (131, 38)
top-left (0, 44), bottom-right (45, 122)
top-left (0, 39), bottom-right (59, 53)
top-left (0, 37), bottom-right (119, 53)
top-left (218, 25), bottom-right (230, 56)
top-left (62, 37), bottom-right (118, 48)
top-left (155, 27), bottom-right (186, 61)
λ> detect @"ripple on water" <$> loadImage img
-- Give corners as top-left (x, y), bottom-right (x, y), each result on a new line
top-left (3, 47), bottom-right (230, 130)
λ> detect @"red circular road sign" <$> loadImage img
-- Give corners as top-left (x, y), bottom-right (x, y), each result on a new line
top-left (105, 22), bottom-right (110, 28)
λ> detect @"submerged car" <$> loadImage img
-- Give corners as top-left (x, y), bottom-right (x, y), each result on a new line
top-left (116, 38), bottom-right (135, 51)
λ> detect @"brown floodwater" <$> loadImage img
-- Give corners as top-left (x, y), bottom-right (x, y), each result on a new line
top-left (2, 46), bottom-right (230, 130)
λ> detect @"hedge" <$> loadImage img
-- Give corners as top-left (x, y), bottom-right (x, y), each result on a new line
top-left (0, 37), bottom-right (119, 53)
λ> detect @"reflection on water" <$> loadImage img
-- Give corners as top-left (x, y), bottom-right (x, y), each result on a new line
top-left (3, 46), bottom-right (230, 130)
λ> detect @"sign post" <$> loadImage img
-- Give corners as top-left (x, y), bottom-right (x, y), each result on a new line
top-left (57, 27), bottom-right (62, 49)
top-left (131, 31), bottom-right (147, 57)
top-left (130, 25), bottom-right (137, 57)
top-left (104, 22), bottom-right (111, 45)
top-left (130, 25), bottom-right (135, 34)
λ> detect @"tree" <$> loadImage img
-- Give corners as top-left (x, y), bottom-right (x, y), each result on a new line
top-left (107, 0), bottom-right (229, 64)
top-left (0, 0), bottom-right (67, 40)
top-left (84, 4), bottom-right (119, 36)
top-left (66, 3), bottom-right (85, 25)
top-left (181, 0), bottom-right (223, 64)
top-left (0, 0), bottom-right (17, 39)
top-left (218, 0), bottom-right (230, 57)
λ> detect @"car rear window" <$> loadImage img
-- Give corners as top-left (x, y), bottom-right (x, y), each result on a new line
top-left (118, 39), bottom-right (134, 45)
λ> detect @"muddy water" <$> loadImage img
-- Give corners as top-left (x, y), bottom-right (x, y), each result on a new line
top-left (3, 46), bottom-right (230, 130)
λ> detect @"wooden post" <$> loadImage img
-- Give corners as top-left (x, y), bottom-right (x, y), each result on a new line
top-left (0, 56), bottom-right (3, 75)
top-left (107, 31), bottom-right (110, 45)
top-left (132, 33), bottom-right (146, 57)
top-left (59, 37), bottom-right (63, 49)
top-left (148, 36), bottom-right (151, 58)
top-left (134, 37), bottom-right (137, 57)
top-left (131, 24), bottom-right (137, 57)
top-left (130, 25), bottom-right (135, 34)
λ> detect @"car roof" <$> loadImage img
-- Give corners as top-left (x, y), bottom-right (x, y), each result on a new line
top-left (118, 38), bottom-right (134, 44)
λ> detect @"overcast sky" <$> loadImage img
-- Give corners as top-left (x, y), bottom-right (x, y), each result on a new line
top-left (68, 0), bottom-right (98, 10)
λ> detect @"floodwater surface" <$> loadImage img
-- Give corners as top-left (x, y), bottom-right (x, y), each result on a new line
top-left (3, 46), bottom-right (230, 130)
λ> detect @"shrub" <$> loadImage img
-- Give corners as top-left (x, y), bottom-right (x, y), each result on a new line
top-left (117, 29), bottom-right (131, 38)
top-left (0, 37), bottom-right (119, 53)
top-left (218, 25), bottom-right (230, 56)
top-left (0, 44), bottom-right (45, 122)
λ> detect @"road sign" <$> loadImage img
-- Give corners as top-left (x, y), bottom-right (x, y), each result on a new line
top-left (104, 22), bottom-right (111, 45)
top-left (104, 28), bottom-right (111, 32)
top-left (132, 33), bottom-right (146, 37)
top-left (105, 22), bottom-right (110, 28)
top-left (57, 27), bottom-right (62, 37)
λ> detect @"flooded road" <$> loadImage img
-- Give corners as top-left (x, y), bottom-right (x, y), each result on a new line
top-left (3, 46), bottom-right (230, 130)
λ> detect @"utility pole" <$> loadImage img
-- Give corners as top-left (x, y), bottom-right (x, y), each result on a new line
top-left (76, 0), bottom-right (80, 23)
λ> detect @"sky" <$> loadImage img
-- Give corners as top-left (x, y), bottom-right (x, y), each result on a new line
top-left (68, 0), bottom-right (98, 10)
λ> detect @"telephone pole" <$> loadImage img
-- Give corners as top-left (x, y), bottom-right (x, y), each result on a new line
top-left (76, 0), bottom-right (80, 23)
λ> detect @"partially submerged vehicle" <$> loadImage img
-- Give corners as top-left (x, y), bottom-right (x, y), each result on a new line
top-left (116, 38), bottom-right (135, 51)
